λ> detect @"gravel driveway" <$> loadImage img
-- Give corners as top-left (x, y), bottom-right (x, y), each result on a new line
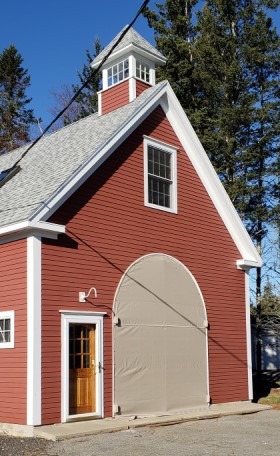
top-left (1, 409), bottom-right (279, 456)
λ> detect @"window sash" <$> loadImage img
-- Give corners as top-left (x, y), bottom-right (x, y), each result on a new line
top-left (107, 59), bottom-right (129, 87)
top-left (144, 138), bottom-right (177, 213)
top-left (147, 146), bottom-right (173, 209)
top-left (136, 60), bottom-right (150, 83)
top-left (148, 176), bottom-right (171, 208)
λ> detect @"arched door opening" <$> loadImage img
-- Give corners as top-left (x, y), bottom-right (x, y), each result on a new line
top-left (113, 254), bottom-right (209, 416)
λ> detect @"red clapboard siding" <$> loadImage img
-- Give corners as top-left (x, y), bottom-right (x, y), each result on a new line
top-left (0, 239), bottom-right (27, 424)
top-left (136, 79), bottom-right (151, 97)
top-left (101, 80), bottom-right (130, 114)
top-left (41, 105), bottom-right (247, 424)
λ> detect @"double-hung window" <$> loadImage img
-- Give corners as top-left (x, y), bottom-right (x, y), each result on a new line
top-left (144, 137), bottom-right (177, 213)
top-left (0, 311), bottom-right (14, 348)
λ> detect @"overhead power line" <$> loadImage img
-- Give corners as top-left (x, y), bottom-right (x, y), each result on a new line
top-left (11, 0), bottom-right (150, 171)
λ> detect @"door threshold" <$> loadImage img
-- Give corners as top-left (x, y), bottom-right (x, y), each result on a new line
top-left (66, 415), bottom-right (102, 423)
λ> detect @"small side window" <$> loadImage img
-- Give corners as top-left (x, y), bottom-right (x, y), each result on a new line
top-left (0, 311), bottom-right (15, 348)
top-left (144, 137), bottom-right (177, 213)
top-left (136, 60), bottom-right (150, 83)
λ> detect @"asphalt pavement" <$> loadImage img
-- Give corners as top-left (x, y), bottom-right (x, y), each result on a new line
top-left (0, 409), bottom-right (279, 455)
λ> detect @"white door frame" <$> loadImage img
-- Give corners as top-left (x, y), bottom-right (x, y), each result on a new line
top-left (61, 311), bottom-right (105, 422)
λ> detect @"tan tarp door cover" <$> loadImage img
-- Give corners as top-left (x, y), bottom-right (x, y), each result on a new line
top-left (114, 254), bottom-right (208, 416)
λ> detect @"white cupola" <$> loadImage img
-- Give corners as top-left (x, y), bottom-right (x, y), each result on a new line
top-left (91, 27), bottom-right (166, 116)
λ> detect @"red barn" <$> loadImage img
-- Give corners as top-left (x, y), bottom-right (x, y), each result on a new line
top-left (0, 27), bottom-right (261, 431)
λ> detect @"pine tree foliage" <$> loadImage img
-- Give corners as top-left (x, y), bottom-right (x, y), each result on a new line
top-left (49, 38), bottom-right (102, 129)
top-left (0, 45), bottom-right (35, 154)
top-left (143, 1), bottom-right (199, 114)
top-left (241, 2), bottom-right (280, 237)
top-left (72, 38), bottom-right (102, 120)
top-left (251, 281), bottom-right (280, 335)
top-left (144, 1), bottom-right (280, 242)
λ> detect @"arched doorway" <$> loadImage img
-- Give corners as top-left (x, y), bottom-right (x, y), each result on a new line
top-left (113, 254), bottom-right (209, 416)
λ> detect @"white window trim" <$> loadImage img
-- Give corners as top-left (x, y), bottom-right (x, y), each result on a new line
top-left (0, 310), bottom-right (15, 349)
top-left (61, 312), bottom-right (104, 423)
top-left (132, 53), bottom-right (155, 85)
top-left (135, 59), bottom-right (152, 84)
top-left (143, 136), bottom-right (178, 214)
top-left (107, 57), bottom-right (130, 88)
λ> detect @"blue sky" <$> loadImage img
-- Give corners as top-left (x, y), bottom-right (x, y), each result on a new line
top-left (1, 1), bottom-right (279, 131)
top-left (1, 0), bottom-right (156, 129)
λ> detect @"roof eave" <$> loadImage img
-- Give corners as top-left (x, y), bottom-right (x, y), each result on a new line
top-left (91, 43), bottom-right (166, 69)
top-left (0, 221), bottom-right (65, 240)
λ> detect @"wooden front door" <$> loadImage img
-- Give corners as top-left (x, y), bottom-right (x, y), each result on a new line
top-left (69, 324), bottom-right (96, 415)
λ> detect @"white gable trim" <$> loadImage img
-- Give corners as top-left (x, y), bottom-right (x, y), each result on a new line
top-left (160, 86), bottom-right (262, 267)
top-left (31, 85), bottom-right (168, 223)
top-left (30, 82), bottom-right (260, 267)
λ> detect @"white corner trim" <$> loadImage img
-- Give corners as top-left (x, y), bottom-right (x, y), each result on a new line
top-left (129, 77), bottom-right (136, 102)
top-left (27, 235), bottom-right (42, 426)
top-left (0, 221), bottom-right (65, 238)
top-left (98, 92), bottom-right (102, 116)
top-left (245, 270), bottom-right (253, 400)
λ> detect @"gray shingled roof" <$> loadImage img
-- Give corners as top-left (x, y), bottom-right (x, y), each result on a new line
top-left (91, 26), bottom-right (166, 67)
top-left (0, 81), bottom-right (167, 228)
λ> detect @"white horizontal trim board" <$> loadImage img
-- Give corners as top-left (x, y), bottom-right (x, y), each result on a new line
top-left (0, 221), bottom-right (65, 240)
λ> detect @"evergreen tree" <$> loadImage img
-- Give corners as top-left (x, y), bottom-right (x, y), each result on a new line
top-left (0, 44), bottom-right (35, 154)
top-left (49, 38), bottom-right (102, 129)
top-left (144, 0), bottom-right (280, 309)
top-left (194, 1), bottom-right (279, 227)
top-left (251, 281), bottom-right (280, 335)
top-left (72, 38), bottom-right (102, 120)
top-left (143, 1), bottom-right (199, 114)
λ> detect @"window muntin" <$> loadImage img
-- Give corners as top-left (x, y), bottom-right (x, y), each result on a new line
top-left (148, 147), bottom-right (172, 208)
top-left (144, 138), bottom-right (177, 213)
top-left (136, 60), bottom-right (150, 83)
top-left (107, 59), bottom-right (129, 87)
top-left (0, 311), bottom-right (14, 348)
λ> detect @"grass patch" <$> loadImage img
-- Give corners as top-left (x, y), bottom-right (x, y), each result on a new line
top-left (258, 388), bottom-right (280, 407)
top-left (253, 371), bottom-right (280, 409)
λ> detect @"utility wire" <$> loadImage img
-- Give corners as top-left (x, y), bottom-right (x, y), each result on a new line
top-left (12, 0), bottom-right (150, 170)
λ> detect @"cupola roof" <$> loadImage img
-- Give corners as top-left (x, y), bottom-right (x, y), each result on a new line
top-left (91, 26), bottom-right (166, 69)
